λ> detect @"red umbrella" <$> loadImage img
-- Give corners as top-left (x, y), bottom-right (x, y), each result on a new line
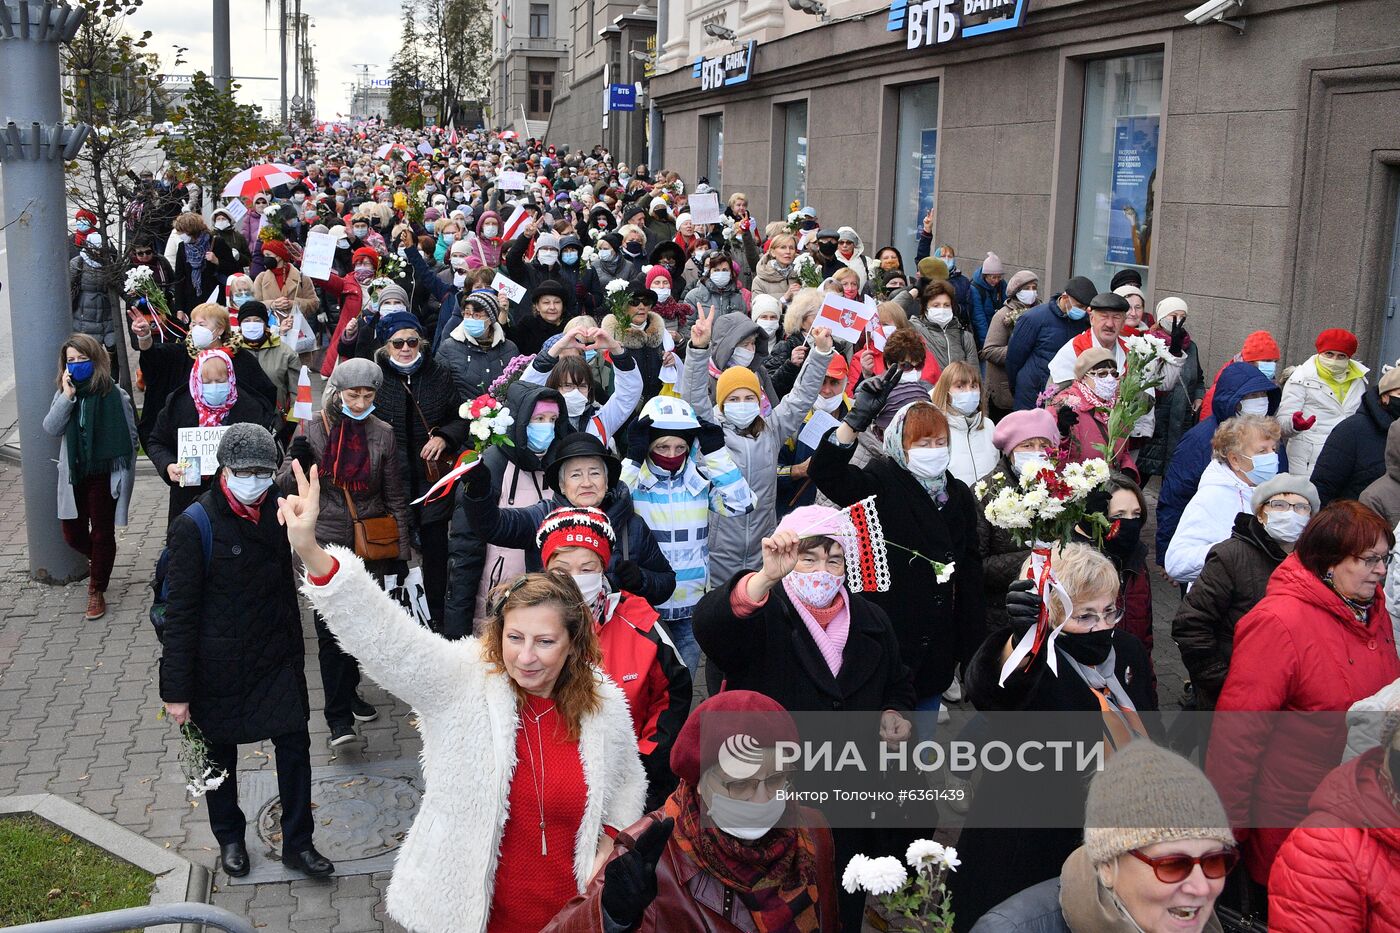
top-left (498, 130), bottom-right (519, 140)
top-left (221, 163), bottom-right (303, 198)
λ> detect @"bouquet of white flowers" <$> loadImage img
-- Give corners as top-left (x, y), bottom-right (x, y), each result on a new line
top-left (842, 839), bottom-right (959, 932)
top-left (605, 277), bottom-right (633, 331)
top-left (165, 717), bottom-right (227, 800)
top-left (1096, 333), bottom-right (1173, 460)
top-left (123, 264), bottom-right (172, 318)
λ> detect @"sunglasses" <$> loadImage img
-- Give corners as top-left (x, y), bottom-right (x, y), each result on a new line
top-left (1128, 848), bottom-right (1238, 884)
top-left (388, 337), bottom-right (421, 350)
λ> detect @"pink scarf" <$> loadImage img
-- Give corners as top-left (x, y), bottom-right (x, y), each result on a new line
top-left (782, 579), bottom-right (851, 677)
top-left (190, 348), bottom-right (238, 426)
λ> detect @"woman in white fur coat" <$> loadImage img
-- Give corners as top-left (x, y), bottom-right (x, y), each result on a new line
top-left (277, 461), bottom-right (646, 933)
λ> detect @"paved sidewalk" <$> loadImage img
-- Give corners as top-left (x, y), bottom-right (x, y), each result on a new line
top-left (0, 460), bottom-right (417, 932)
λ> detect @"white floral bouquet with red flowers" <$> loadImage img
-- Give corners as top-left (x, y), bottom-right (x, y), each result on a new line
top-left (460, 393), bottom-right (515, 452)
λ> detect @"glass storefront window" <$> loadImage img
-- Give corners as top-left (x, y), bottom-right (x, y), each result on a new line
top-left (781, 101), bottom-right (808, 212)
top-left (701, 114), bottom-right (723, 190)
top-left (1071, 51), bottom-right (1164, 289)
top-left (892, 82), bottom-right (940, 269)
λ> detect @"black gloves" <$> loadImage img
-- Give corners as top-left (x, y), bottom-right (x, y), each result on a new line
top-left (696, 417), bottom-right (726, 455)
top-left (613, 559), bottom-right (645, 594)
top-left (463, 458), bottom-right (492, 499)
top-left (601, 817), bottom-right (675, 932)
top-left (288, 436), bottom-right (315, 472)
top-left (1055, 405), bottom-right (1080, 436)
top-left (1006, 579), bottom-right (1042, 632)
top-left (626, 415), bottom-right (654, 462)
top-left (845, 366), bottom-right (900, 434)
top-left (1168, 316), bottom-right (1186, 357)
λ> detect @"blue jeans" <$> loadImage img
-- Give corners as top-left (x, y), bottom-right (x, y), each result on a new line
top-left (662, 615), bottom-right (701, 674)
top-left (914, 695), bottom-right (942, 742)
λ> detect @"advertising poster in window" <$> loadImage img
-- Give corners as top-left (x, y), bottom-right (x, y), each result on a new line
top-left (1106, 115), bottom-right (1158, 267)
top-left (917, 128), bottom-right (938, 224)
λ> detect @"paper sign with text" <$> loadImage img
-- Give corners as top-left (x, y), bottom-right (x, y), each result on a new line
top-left (299, 231), bottom-right (336, 280)
top-left (688, 192), bottom-right (724, 225)
top-left (491, 272), bottom-right (527, 304)
top-left (498, 171), bottom-right (526, 191)
top-left (222, 200), bottom-right (248, 224)
top-left (177, 426), bottom-right (231, 476)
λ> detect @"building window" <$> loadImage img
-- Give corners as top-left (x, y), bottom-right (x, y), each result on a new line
top-left (891, 82), bottom-right (940, 266)
top-left (528, 69), bottom-right (554, 118)
top-left (529, 3), bottom-right (550, 38)
top-left (780, 101), bottom-right (808, 213)
top-left (1071, 51), bottom-right (1164, 288)
top-left (701, 113), bottom-right (723, 191)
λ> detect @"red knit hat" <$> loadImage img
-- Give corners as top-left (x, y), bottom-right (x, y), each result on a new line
top-left (536, 506), bottom-right (615, 568)
top-left (1315, 328), bottom-right (1358, 357)
top-left (351, 247), bottom-right (380, 271)
top-left (645, 265), bottom-right (672, 289)
top-left (261, 239), bottom-right (291, 263)
top-left (670, 690), bottom-right (798, 787)
top-left (75, 208), bottom-right (98, 224)
top-left (1240, 330), bottom-right (1280, 362)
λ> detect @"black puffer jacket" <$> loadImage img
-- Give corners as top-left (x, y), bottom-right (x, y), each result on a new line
top-left (1170, 511), bottom-right (1286, 710)
top-left (374, 351), bottom-right (469, 527)
top-left (159, 487), bottom-right (308, 745)
top-left (434, 322), bottom-right (521, 400)
top-left (1312, 387), bottom-right (1397, 506)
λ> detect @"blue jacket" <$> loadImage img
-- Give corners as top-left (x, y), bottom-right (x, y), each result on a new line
top-left (403, 245), bottom-right (462, 346)
top-left (967, 266), bottom-right (1007, 346)
top-left (1155, 362), bottom-right (1284, 563)
top-left (1004, 295), bottom-right (1089, 410)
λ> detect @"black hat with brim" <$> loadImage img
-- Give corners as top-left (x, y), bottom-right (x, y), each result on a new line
top-left (533, 279), bottom-right (569, 303)
top-left (543, 432), bottom-right (621, 492)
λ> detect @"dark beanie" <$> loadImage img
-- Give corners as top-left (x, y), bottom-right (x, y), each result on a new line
top-left (1109, 268), bottom-right (1143, 291)
top-left (236, 300), bottom-right (270, 322)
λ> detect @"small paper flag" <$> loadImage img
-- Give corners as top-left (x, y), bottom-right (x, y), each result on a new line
top-left (292, 365), bottom-right (313, 421)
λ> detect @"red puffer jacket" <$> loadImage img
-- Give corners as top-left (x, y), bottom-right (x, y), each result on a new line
top-left (1268, 748), bottom-right (1400, 932)
top-left (1207, 553), bottom-right (1400, 884)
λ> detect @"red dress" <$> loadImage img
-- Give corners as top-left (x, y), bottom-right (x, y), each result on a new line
top-left (487, 694), bottom-right (589, 933)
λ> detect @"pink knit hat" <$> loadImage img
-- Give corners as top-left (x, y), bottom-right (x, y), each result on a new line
top-left (532, 399), bottom-right (560, 417)
top-left (991, 409), bottom-right (1061, 454)
top-left (645, 265), bottom-right (672, 289)
top-left (981, 252), bottom-right (1004, 276)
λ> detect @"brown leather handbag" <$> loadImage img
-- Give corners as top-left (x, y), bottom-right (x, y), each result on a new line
top-left (342, 488), bottom-right (401, 561)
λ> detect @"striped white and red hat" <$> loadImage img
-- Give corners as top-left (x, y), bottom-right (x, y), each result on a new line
top-left (536, 506), bottom-right (615, 568)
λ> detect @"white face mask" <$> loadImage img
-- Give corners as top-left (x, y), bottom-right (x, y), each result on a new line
top-left (224, 472), bottom-right (273, 505)
top-left (482, 224), bottom-right (499, 238)
top-left (705, 787), bottom-right (786, 841)
top-left (563, 388), bottom-right (589, 417)
top-left (710, 269), bottom-right (732, 288)
top-left (926, 306), bottom-right (953, 327)
top-left (950, 389), bottom-right (981, 415)
top-left (1016, 288), bottom-right (1038, 305)
top-left (177, 232), bottom-right (191, 244)
top-left (1238, 397), bottom-right (1270, 416)
top-left (756, 319), bottom-right (779, 337)
top-left (1012, 451), bottom-right (1047, 476)
top-left (730, 346), bottom-right (756, 368)
top-left (814, 392), bottom-right (842, 413)
top-left (239, 320), bottom-right (266, 342)
top-left (907, 446), bottom-right (950, 480)
top-left (900, 368), bottom-right (923, 384)
top-left (1092, 375), bottom-right (1119, 399)
top-left (1263, 509), bottom-right (1309, 545)
top-left (214, 219), bottom-right (230, 231)
top-left (654, 286), bottom-right (672, 303)
top-left (190, 324), bottom-right (215, 349)
top-left (723, 400), bottom-right (760, 428)
top-left (451, 255), bottom-right (469, 270)
top-left (572, 571), bottom-right (605, 604)
top-left (537, 248), bottom-right (559, 267)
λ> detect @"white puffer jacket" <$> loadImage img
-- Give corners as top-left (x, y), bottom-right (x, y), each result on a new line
top-left (1277, 355), bottom-right (1369, 477)
top-left (303, 548), bottom-right (646, 933)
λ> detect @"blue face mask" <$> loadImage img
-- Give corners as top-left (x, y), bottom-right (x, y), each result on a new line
top-left (562, 251), bottom-right (579, 266)
top-left (526, 422), bottom-right (554, 453)
top-left (66, 360), bottom-right (95, 382)
top-left (463, 317), bottom-right (487, 338)
top-left (1066, 303), bottom-right (1087, 321)
top-left (342, 402), bottom-right (375, 421)
top-left (585, 349), bottom-right (598, 363)
top-left (201, 381), bottom-right (231, 407)
top-left (442, 233), bottom-right (456, 246)
top-left (1245, 451), bottom-right (1279, 485)
top-left (232, 293), bottom-right (252, 307)
top-left (1257, 361), bottom-right (1277, 380)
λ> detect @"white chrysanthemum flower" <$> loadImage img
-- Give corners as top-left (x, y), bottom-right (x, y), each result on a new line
top-left (262, 204), bottom-right (280, 218)
top-left (470, 421), bottom-right (491, 441)
top-left (842, 854), bottom-right (871, 894)
top-left (906, 839), bottom-right (946, 868)
top-left (939, 846), bottom-right (961, 871)
top-left (859, 856), bottom-right (908, 896)
top-left (935, 562), bottom-right (955, 585)
top-left (605, 278), bottom-right (629, 295)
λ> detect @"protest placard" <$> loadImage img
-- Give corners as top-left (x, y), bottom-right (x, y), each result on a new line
top-left (177, 425), bottom-right (231, 477)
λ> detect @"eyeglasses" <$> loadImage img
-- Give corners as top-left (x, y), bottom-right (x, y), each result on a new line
top-left (721, 772), bottom-right (789, 801)
top-left (231, 468), bottom-right (275, 480)
top-left (1263, 498), bottom-right (1312, 516)
top-left (1088, 368), bottom-right (1119, 379)
top-left (1357, 552), bottom-right (1391, 570)
top-left (1068, 608), bottom-right (1123, 631)
top-left (795, 554), bottom-right (847, 573)
top-left (388, 337), bottom-right (421, 350)
top-left (1128, 848), bottom-right (1239, 884)
top-left (558, 381), bottom-right (590, 392)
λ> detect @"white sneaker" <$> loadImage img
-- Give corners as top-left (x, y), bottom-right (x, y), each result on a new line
top-left (942, 679), bottom-right (963, 703)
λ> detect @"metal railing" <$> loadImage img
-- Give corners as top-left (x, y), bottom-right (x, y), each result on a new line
top-left (2, 902), bottom-right (254, 933)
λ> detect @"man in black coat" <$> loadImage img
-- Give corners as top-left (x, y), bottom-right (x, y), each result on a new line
top-left (159, 425), bottom-right (333, 880)
top-left (1311, 373), bottom-right (1400, 505)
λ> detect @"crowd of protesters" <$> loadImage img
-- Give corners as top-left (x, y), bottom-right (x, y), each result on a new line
top-left (48, 121), bottom-right (1400, 932)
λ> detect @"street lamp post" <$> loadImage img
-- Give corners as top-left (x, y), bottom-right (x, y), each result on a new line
top-left (0, 0), bottom-right (93, 583)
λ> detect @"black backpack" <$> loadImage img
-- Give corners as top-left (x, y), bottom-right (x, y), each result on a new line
top-left (149, 501), bottom-right (213, 642)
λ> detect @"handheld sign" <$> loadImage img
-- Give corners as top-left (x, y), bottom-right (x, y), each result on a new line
top-left (498, 171), bottom-right (526, 191)
top-left (177, 425), bottom-right (231, 476)
top-left (299, 231), bottom-right (336, 281)
top-left (688, 192), bottom-right (723, 225)
top-left (491, 272), bottom-right (528, 304)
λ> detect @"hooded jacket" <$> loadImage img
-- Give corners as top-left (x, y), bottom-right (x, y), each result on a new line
top-left (462, 210), bottom-right (502, 270)
top-left (684, 311), bottom-right (779, 406)
top-left (1360, 419), bottom-right (1400, 531)
top-left (1268, 748), bottom-right (1400, 933)
top-left (911, 311), bottom-right (979, 372)
top-left (683, 269), bottom-right (748, 319)
top-left (1208, 552), bottom-right (1400, 884)
top-left (1005, 296), bottom-right (1091, 410)
top-left (1320, 387), bottom-right (1398, 506)
top-left (1164, 459), bottom-right (1255, 584)
top-left (1278, 355), bottom-right (1370, 478)
top-left (1170, 512), bottom-right (1287, 709)
top-left (833, 226), bottom-right (876, 288)
top-left (967, 265), bottom-right (1007, 346)
top-left (505, 229), bottom-right (581, 320)
top-left (1155, 362), bottom-right (1284, 564)
top-left (443, 379), bottom-right (574, 638)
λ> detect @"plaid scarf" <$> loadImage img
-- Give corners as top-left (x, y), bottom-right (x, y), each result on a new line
top-left (665, 782), bottom-right (822, 933)
top-left (321, 412), bottom-right (372, 492)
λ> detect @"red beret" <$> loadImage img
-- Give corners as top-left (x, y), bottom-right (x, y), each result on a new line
top-left (75, 208), bottom-right (98, 224)
top-left (670, 691), bottom-right (798, 787)
top-left (351, 247), bottom-right (380, 271)
top-left (1315, 328), bottom-right (1358, 357)
top-left (261, 239), bottom-right (291, 262)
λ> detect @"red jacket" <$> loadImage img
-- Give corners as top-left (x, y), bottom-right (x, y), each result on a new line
top-left (597, 592), bottom-right (692, 809)
top-left (316, 272), bottom-right (364, 377)
top-left (1268, 748), bottom-right (1400, 932)
top-left (1207, 553), bottom-right (1400, 883)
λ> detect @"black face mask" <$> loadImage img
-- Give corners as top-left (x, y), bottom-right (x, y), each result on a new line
top-left (818, 241), bottom-right (837, 258)
top-left (1386, 397), bottom-right (1400, 419)
top-left (1059, 629), bottom-right (1115, 666)
top-left (623, 243), bottom-right (643, 257)
top-left (1104, 517), bottom-right (1144, 564)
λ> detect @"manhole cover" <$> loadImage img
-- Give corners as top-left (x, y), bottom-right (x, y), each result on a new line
top-left (257, 772), bottom-right (421, 862)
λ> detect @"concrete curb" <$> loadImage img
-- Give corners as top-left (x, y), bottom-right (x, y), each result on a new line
top-left (0, 794), bottom-right (212, 933)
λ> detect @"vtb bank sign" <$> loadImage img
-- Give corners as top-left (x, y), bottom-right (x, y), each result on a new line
top-left (888, 0), bottom-right (1029, 50)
